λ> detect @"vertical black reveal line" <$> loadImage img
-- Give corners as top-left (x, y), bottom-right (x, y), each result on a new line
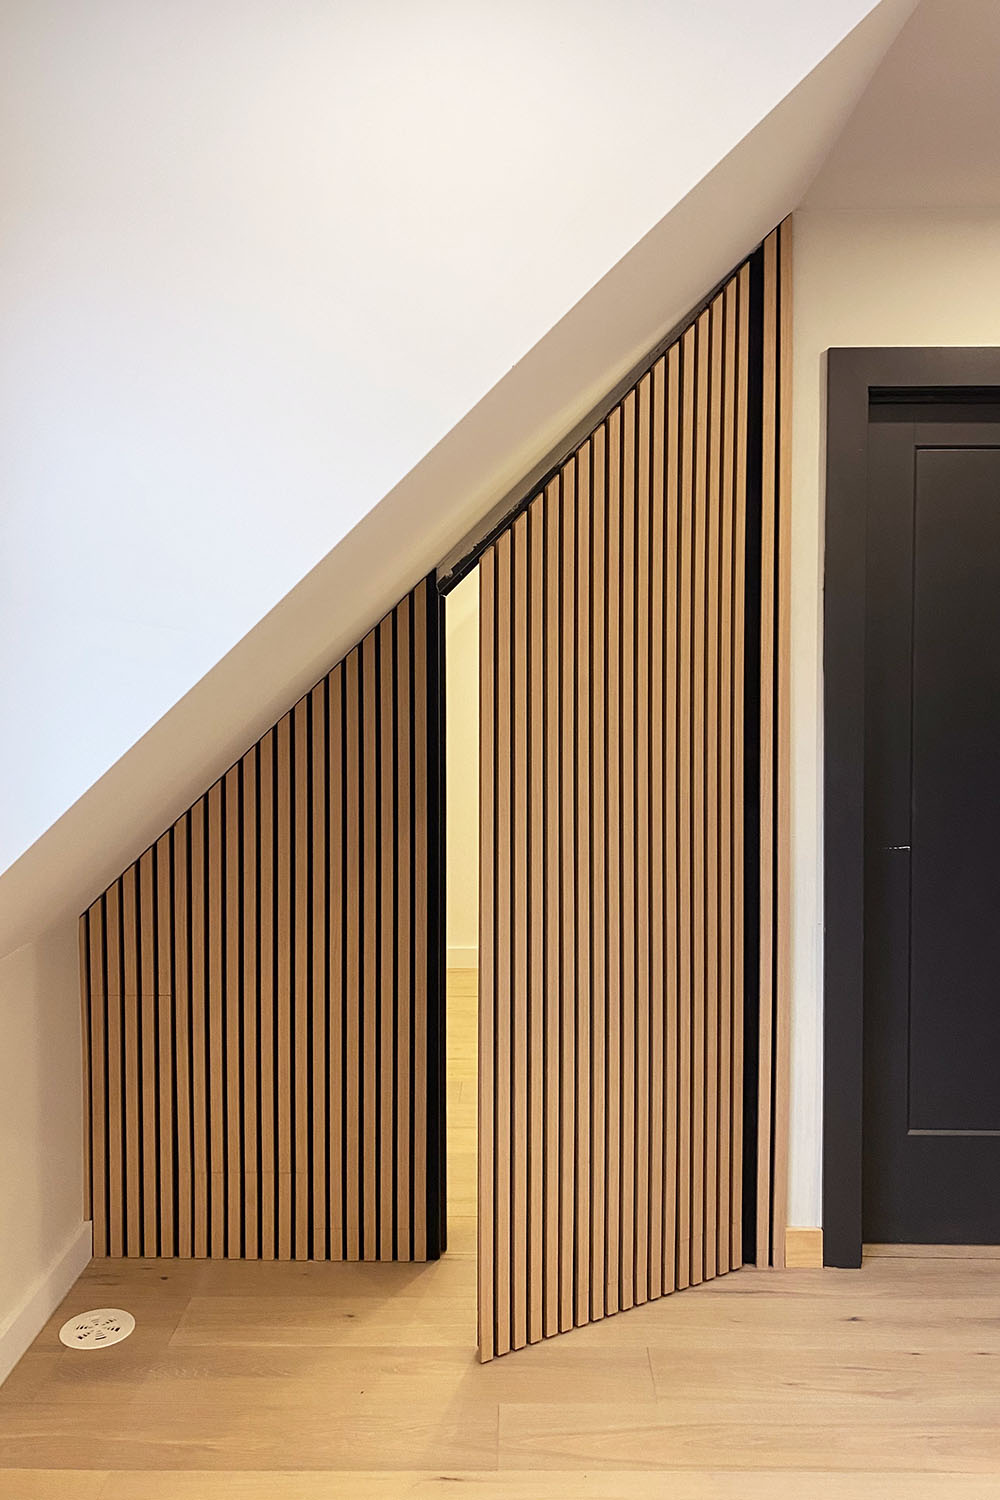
top-left (166, 826), bottom-right (179, 1257)
top-left (305, 689), bottom-right (315, 1263)
top-left (373, 633), bottom-right (383, 1258)
top-left (425, 576), bottom-right (447, 1259)
top-left (338, 663), bottom-right (349, 1262)
top-left (320, 675), bottom-right (332, 1264)
top-left (424, 581), bottom-right (443, 1258)
top-left (408, 589), bottom-right (418, 1260)
top-left (236, 759), bottom-right (246, 1259)
top-left (513, 531), bottom-right (521, 1332)
top-left (80, 909), bottom-right (93, 1224)
top-left (357, 640), bottom-right (366, 1253)
top-left (253, 744), bottom-right (264, 1262)
top-left (98, 896), bottom-right (109, 1253)
top-left (270, 728), bottom-right (281, 1261)
top-left (587, 432), bottom-right (600, 1319)
top-left (288, 707), bottom-right (298, 1257)
top-left (390, 610), bottom-right (400, 1262)
top-left (742, 245), bottom-right (764, 1265)
top-left (219, 775), bottom-right (229, 1258)
top-left (133, 860), bottom-right (145, 1256)
top-left (768, 237), bottom-right (784, 1261)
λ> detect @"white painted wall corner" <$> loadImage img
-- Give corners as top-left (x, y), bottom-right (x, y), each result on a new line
top-left (0, 1220), bottom-right (92, 1386)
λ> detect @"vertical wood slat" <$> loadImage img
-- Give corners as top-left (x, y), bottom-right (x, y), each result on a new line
top-left (731, 263), bottom-right (751, 1266)
top-left (476, 232), bottom-right (791, 1357)
top-left (328, 666), bottom-right (346, 1261)
top-left (293, 697), bottom-right (311, 1261)
top-left (690, 309), bottom-right (709, 1289)
top-left (494, 532), bottom-right (513, 1356)
top-left (79, 580), bottom-right (441, 1263)
top-left (528, 496), bottom-right (546, 1345)
top-left (543, 477), bottom-right (563, 1337)
top-left (574, 449), bottom-right (592, 1326)
top-left (705, 303), bottom-right (722, 1286)
top-left (394, 607), bottom-right (412, 1262)
top-left (559, 459), bottom-right (577, 1333)
top-left (772, 218), bottom-right (794, 1269)
top-left (512, 513), bottom-right (529, 1351)
top-left (155, 832), bottom-right (175, 1257)
top-left (225, 766), bottom-right (243, 1258)
top-left (589, 428), bottom-right (607, 1322)
top-left (412, 579), bottom-right (430, 1262)
top-left (718, 283), bottom-right (735, 1276)
top-left (189, 800), bottom-right (208, 1259)
top-left (377, 619), bottom-right (395, 1261)
top-left (619, 393), bottom-right (636, 1314)
top-left (634, 385), bottom-right (651, 1308)
top-left (361, 634), bottom-right (378, 1262)
top-left (242, 746), bottom-right (259, 1259)
top-left (87, 906), bottom-right (106, 1254)
top-left (478, 549), bottom-right (497, 1363)
top-left (275, 715), bottom-right (293, 1261)
top-left (648, 363), bottom-right (666, 1302)
top-left (207, 780), bottom-right (225, 1258)
top-left (757, 230), bottom-right (779, 1270)
top-left (173, 814), bottom-right (193, 1257)
top-left (604, 413), bottom-right (622, 1320)
top-left (663, 341), bottom-right (681, 1297)
top-left (258, 732), bottom-right (276, 1259)
top-left (311, 678), bottom-right (328, 1261)
top-left (139, 848), bottom-right (158, 1256)
top-left (676, 323), bottom-right (696, 1294)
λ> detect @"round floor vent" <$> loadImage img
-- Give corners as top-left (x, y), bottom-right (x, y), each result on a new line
top-left (59, 1308), bottom-right (135, 1350)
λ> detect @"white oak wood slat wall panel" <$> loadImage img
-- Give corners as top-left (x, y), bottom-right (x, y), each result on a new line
top-left (80, 578), bottom-right (445, 1262)
top-left (478, 227), bottom-right (790, 1360)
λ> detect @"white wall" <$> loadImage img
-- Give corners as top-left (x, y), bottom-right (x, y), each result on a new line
top-left (0, 0), bottom-right (898, 877)
top-left (789, 207), bottom-right (1000, 1226)
top-left (445, 573), bottom-right (480, 969)
top-left (0, 920), bottom-right (91, 1382)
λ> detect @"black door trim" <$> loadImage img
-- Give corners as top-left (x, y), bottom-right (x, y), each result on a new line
top-left (823, 347), bottom-right (1000, 1268)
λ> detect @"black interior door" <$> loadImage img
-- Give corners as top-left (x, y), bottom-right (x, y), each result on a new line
top-left (864, 410), bottom-right (1000, 1244)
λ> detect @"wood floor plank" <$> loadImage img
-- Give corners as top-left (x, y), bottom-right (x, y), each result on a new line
top-left (498, 1403), bottom-right (1000, 1472)
top-left (84, 1474), bottom-right (1000, 1500)
top-left (13, 965), bottom-right (1000, 1494)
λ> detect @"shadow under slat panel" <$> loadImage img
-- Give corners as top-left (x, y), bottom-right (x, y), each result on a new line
top-left (78, 579), bottom-right (443, 1263)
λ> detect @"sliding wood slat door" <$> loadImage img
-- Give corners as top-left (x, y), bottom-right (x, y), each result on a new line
top-left (477, 226), bottom-right (790, 1359)
top-left (80, 577), bottom-right (445, 1262)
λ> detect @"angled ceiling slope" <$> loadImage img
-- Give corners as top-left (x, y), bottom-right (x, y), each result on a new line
top-left (0, 0), bottom-right (915, 957)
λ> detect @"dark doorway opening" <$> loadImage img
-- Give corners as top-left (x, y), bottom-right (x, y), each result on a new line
top-left (824, 350), bottom-right (1000, 1267)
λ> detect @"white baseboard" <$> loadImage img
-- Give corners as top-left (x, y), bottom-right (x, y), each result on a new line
top-left (0, 1221), bottom-right (92, 1386)
top-left (447, 945), bottom-right (478, 969)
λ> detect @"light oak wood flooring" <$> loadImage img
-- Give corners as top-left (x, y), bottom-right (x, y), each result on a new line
top-left (3, 972), bottom-right (1000, 1496)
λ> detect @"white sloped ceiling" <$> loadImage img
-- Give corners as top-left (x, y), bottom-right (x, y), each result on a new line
top-left (0, 0), bottom-right (916, 952)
